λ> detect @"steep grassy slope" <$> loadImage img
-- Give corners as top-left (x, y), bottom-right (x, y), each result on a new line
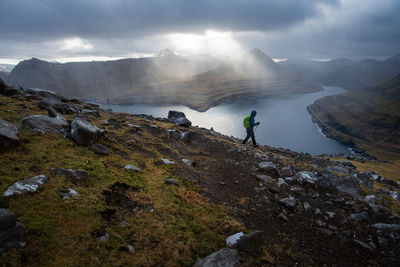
top-left (307, 73), bottom-right (400, 159)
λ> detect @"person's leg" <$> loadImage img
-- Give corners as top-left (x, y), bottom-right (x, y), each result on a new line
top-left (251, 133), bottom-right (257, 147)
top-left (242, 132), bottom-right (250, 144)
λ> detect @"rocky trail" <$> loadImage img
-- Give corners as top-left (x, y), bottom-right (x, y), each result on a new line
top-left (0, 78), bottom-right (399, 266)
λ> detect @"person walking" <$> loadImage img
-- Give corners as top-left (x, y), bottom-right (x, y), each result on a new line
top-left (242, 110), bottom-right (260, 148)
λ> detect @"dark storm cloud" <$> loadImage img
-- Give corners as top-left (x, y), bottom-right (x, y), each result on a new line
top-left (0, 0), bottom-right (339, 41)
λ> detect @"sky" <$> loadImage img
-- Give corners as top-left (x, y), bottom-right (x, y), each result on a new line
top-left (0, 0), bottom-right (399, 64)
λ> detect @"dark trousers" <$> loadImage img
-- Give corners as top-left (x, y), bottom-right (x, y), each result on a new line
top-left (242, 128), bottom-right (256, 147)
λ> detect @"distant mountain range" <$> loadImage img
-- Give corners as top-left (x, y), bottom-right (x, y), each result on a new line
top-left (279, 55), bottom-right (400, 90)
top-left (6, 49), bottom-right (321, 111)
top-left (307, 72), bottom-right (400, 159)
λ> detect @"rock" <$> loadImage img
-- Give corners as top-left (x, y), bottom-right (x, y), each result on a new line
top-left (3, 175), bottom-right (48, 197)
top-left (309, 192), bottom-right (320, 198)
top-left (280, 167), bottom-right (292, 177)
top-left (232, 231), bottom-right (264, 253)
top-left (165, 178), bottom-right (179, 186)
top-left (378, 237), bottom-right (388, 248)
top-left (57, 188), bottom-right (78, 199)
top-left (0, 222), bottom-right (27, 252)
top-left (347, 212), bottom-right (369, 222)
top-left (38, 98), bottom-right (80, 114)
top-left (127, 244), bottom-right (135, 253)
top-left (314, 227), bottom-right (333, 236)
top-left (326, 212), bottom-right (336, 219)
top-left (351, 239), bottom-right (374, 252)
top-left (97, 232), bottom-right (110, 242)
top-left (372, 223), bottom-right (400, 231)
top-left (70, 117), bottom-right (103, 146)
top-left (303, 202), bottom-right (311, 211)
top-left (124, 164), bottom-right (141, 172)
top-left (226, 232), bottom-right (244, 247)
top-left (315, 209), bottom-right (321, 215)
top-left (193, 248), bottom-right (240, 267)
top-left (314, 219), bottom-right (327, 227)
top-left (119, 221), bottom-right (129, 227)
top-left (0, 82), bottom-right (22, 96)
top-left (168, 110), bottom-right (192, 127)
top-left (180, 131), bottom-right (193, 143)
top-left (52, 168), bottom-right (89, 185)
top-left (161, 158), bottom-right (175, 165)
top-left (255, 174), bottom-right (271, 185)
top-left (365, 194), bottom-right (376, 203)
top-left (167, 129), bottom-right (180, 139)
top-left (182, 159), bottom-right (195, 166)
top-left (25, 88), bottom-right (64, 101)
top-left (279, 196), bottom-right (297, 210)
top-left (82, 109), bottom-right (99, 117)
top-left (390, 191), bottom-right (400, 200)
top-left (89, 144), bottom-right (109, 155)
top-left (368, 203), bottom-right (387, 213)
top-left (258, 162), bottom-right (277, 173)
top-left (278, 213), bottom-right (289, 222)
top-left (46, 106), bottom-right (58, 117)
top-left (0, 118), bottom-right (19, 150)
top-left (353, 172), bottom-right (373, 190)
top-left (277, 178), bottom-right (288, 188)
top-left (297, 171), bottom-right (318, 187)
top-left (0, 209), bottom-right (16, 230)
top-left (22, 114), bottom-right (69, 134)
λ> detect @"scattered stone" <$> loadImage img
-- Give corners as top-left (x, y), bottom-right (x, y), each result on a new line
top-left (0, 118), bottom-right (19, 150)
top-left (314, 219), bottom-right (327, 227)
top-left (52, 168), bottom-right (89, 185)
top-left (182, 159), bottom-right (195, 166)
top-left (89, 144), bottom-right (109, 155)
top-left (309, 191), bottom-right (320, 198)
top-left (57, 188), bottom-right (78, 199)
top-left (255, 152), bottom-right (269, 160)
top-left (193, 248), bottom-right (240, 267)
top-left (347, 212), bottom-right (369, 222)
top-left (124, 164), bottom-right (141, 172)
top-left (38, 98), bottom-right (79, 114)
top-left (315, 209), bottom-right (321, 215)
top-left (255, 174), bottom-right (271, 185)
top-left (3, 175), bottom-right (48, 197)
top-left (279, 196), bottom-right (297, 210)
top-left (390, 191), bottom-right (399, 201)
top-left (351, 239), bottom-right (374, 252)
top-left (297, 171), bottom-right (317, 187)
top-left (161, 158), bottom-right (175, 165)
top-left (365, 194), bottom-right (376, 203)
top-left (46, 106), bottom-right (58, 117)
top-left (378, 237), bottom-right (388, 248)
top-left (277, 178), bottom-right (288, 188)
top-left (326, 212), bottom-right (336, 219)
top-left (0, 209), bottom-right (16, 230)
top-left (97, 232), bottom-right (110, 242)
top-left (127, 244), bottom-right (135, 253)
top-left (226, 232), bottom-right (244, 247)
top-left (22, 114), bottom-right (69, 134)
top-left (25, 88), bottom-right (64, 100)
top-left (303, 202), bottom-right (311, 211)
top-left (71, 117), bottom-right (104, 146)
top-left (168, 110), bottom-right (192, 127)
top-left (0, 221), bottom-right (27, 252)
top-left (258, 161), bottom-right (277, 172)
top-left (278, 213), bottom-right (289, 222)
top-left (165, 178), bottom-right (179, 186)
top-left (368, 203), bottom-right (387, 213)
top-left (180, 131), bottom-right (193, 143)
top-left (119, 221), bottom-right (129, 227)
top-left (314, 227), bottom-right (333, 236)
top-left (167, 129), bottom-right (180, 139)
top-left (82, 109), bottom-right (99, 117)
top-left (353, 172), bottom-right (373, 190)
top-left (280, 167), bottom-right (292, 177)
top-left (372, 223), bottom-right (400, 231)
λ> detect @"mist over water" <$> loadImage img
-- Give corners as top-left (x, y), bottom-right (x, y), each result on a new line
top-left (102, 86), bottom-right (349, 155)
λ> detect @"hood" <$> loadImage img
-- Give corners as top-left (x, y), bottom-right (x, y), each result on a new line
top-left (251, 110), bottom-right (257, 117)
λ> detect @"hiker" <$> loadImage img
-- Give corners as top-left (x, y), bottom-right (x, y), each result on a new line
top-left (242, 110), bottom-right (260, 148)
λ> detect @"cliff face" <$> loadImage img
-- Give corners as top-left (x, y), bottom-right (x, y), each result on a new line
top-left (7, 50), bottom-right (321, 111)
top-left (307, 73), bottom-right (400, 159)
top-left (280, 55), bottom-right (400, 91)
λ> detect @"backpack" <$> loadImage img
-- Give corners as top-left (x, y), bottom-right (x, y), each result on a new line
top-left (243, 115), bottom-right (250, 128)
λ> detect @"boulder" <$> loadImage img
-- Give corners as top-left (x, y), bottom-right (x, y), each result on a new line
top-left (226, 232), bottom-right (244, 247)
top-left (347, 212), bottom-right (369, 222)
top-left (52, 168), bottom-right (89, 185)
top-left (70, 117), bottom-right (103, 146)
top-left (82, 109), bottom-right (99, 117)
top-left (193, 248), bottom-right (240, 267)
top-left (3, 175), bottom-right (48, 197)
top-left (372, 223), bottom-right (400, 231)
top-left (353, 172), bottom-right (373, 190)
top-left (258, 162), bottom-right (277, 173)
top-left (0, 209), bottom-right (16, 230)
top-left (89, 144), bottom-right (109, 155)
top-left (57, 188), bottom-right (78, 199)
top-left (0, 80), bottom-right (22, 96)
top-left (0, 222), bottom-right (27, 252)
top-left (46, 106), bottom-right (58, 117)
top-left (161, 158), bottom-right (175, 165)
top-left (25, 88), bottom-right (65, 101)
top-left (255, 174), bottom-right (271, 185)
top-left (168, 110), bottom-right (192, 127)
top-left (38, 98), bottom-right (80, 114)
top-left (22, 114), bottom-right (69, 134)
top-left (0, 118), bottom-right (19, 150)
top-left (167, 129), bottom-right (180, 139)
top-left (297, 171), bottom-right (318, 187)
top-left (182, 159), bottom-right (195, 166)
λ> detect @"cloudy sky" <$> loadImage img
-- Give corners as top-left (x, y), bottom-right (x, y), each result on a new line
top-left (0, 0), bottom-right (399, 64)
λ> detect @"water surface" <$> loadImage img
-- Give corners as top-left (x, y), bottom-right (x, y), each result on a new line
top-left (102, 86), bottom-right (349, 155)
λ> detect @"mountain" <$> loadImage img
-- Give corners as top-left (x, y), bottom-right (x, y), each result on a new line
top-left (1, 80), bottom-right (399, 265)
top-left (279, 55), bottom-right (400, 90)
top-left (0, 71), bottom-right (8, 81)
top-left (307, 73), bottom-right (400, 159)
top-left (7, 49), bottom-right (321, 111)
top-left (0, 64), bottom-right (15, 72)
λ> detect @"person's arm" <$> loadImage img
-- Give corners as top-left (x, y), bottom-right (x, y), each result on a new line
top-left (250, 116), bottom-right (259, 127)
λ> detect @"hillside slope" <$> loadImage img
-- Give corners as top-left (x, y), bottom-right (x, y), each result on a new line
top-left (307, 73), bottom-right (400, 159)
top-left (0, 79), bottom-right (399, 265)
top-left (7, 50), bottom-right (321, 111)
